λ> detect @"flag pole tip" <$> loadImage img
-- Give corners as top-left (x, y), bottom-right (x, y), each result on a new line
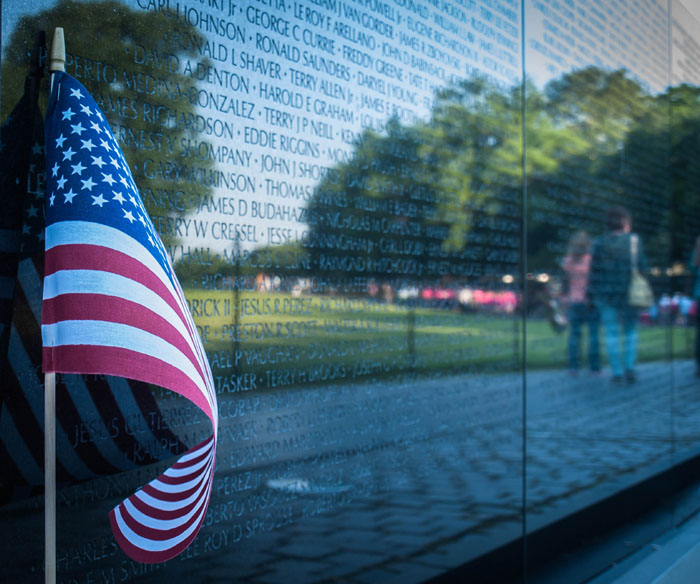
top-left (49, 28), bottom-right (65, 73)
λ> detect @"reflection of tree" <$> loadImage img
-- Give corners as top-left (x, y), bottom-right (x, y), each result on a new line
top-left (668, 85), bottom-right (700, 261)
top-left (304, 76), bottom-right (525, 284)
top-left (305, 117), bottom-right (439, 282)
top-left (304, 67), bottom-right (699, 280)
top-left (1, 0), bottom-right (212, 247)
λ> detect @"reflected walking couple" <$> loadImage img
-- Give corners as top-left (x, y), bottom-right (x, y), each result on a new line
top-left (561, 206), bottom-right (650, 384)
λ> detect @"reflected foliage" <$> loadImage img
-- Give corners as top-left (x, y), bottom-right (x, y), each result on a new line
top-left (306, 76), bottom-right (523, 285)
top-left (305, 67), bottom-right (700, 282)
top-left (1, 0), bottom-right (212, 245)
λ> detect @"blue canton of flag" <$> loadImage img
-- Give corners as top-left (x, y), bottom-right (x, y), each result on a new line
top-left (44, 75), bottom-right (173, 284)
top-left (43, 71), bottom-right (218, 564)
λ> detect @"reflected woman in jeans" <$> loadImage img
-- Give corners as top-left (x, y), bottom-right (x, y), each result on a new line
top-left (562, 231), bottom-right (600, 375)
top-left (590, 206), bottom-right (649, 384)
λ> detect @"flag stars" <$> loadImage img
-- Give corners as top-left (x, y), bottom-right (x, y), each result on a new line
top-left (71, 161), bottom-right (86, 175)
top-left (32, 142), bottom-right (43, 155)
top-left (113, 191), bottom-right (126, 204)
top-left (26, 204), bottom-right (38, 217)
top-left (56, 175), bottom-right (67, 190)
top-left (64, 189), bottom-right (77, 203)
top-left (51, 162), bottom-right (60, 177)
top-left (100, 139), bottom-right (111, 152)
top-left (49, 193), bottom-right (56, 206)
top-left (90, 121), bottom-right (102, 134)
top-left (91, 193), bottom-right (108, 207)
top-left (55, 134), bottom-right (67, 148)
top-left (71, 122), bottom-right (86, 136)
top-left (69, 88), bottom-right (84, 99)
top-left (62, 108), bottom-right (75, 121)
top-left (102, 173), bottom-right (116, 186)
top-left (81, 177), bottom-right (97, 191)
top-left (110, 157), bottom-right (120, 169)
top-left (80, 104), bottom-right (92, 116)
top-left (62, 148), bottom-right (75, 161)
top-left (81, 138), bottom-right (95, 151)
top-left (123, 210), bottom-right (136, 223)
top-left (91, 155), bottom-right (105, 168)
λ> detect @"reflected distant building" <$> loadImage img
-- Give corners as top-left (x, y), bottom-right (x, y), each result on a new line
top-left (672, 0), bottom-right (700, 85)
top-left (525, 0), bottom-right (670, 91)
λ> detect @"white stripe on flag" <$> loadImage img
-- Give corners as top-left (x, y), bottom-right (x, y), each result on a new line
top-left (146, 459), bottom-right (213, 495)
top-left (43, 269), bottom-right (193, 345)
top-left (112, 492), bottom-right (209, 552)
top-left (46, 221), bottom-right (190, 326)
top-left (126, 472), bottom-right (212, 528)
top-left (134, 471), bottom-right (212, 512)
top-left (41, 320), bottom-right (214, 414)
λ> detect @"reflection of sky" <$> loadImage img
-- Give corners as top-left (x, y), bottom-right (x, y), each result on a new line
top-left (524, 0), bottom-right (672, 93)
top-left (2, 0), bottom-right (58, 47)
top-left (2, 0), bottom-right (699, 260)
top-left (681, 0), bottom-right (700, 22)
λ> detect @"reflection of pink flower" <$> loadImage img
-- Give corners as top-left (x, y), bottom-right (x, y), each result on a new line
top-left (473, 289), bottom-right (494, 304)
top-left (471, 290), bottom-right (517, 312)
top-left (436, 289), bottom-right (455, 300)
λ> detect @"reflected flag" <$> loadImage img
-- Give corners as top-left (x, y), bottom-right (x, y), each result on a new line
top-left (0, 77), bottom-right (43, 371)
top-left (43, 71), bottom-right (218, 563)
top-left (0, 40), bottom-right (189, 502)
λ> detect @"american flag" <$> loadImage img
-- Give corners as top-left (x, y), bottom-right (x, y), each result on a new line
top-left (42, 71), bottom-right (218, 563)
top-left (0, 84), bottom-right (191, 495)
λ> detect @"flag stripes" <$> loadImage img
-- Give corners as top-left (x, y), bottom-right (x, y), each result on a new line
top-left (109, 436), bottom-right (215, 563)
top-left (0, 69), bottom-right (192, 504)
top-left (43, 71), bottom-right (218, 562)
top-left (1, 252), bottom-right (189, 485)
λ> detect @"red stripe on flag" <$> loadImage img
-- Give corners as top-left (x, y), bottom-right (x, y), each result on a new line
top-left (114, 481), bottom-right (211, 542)
top-left (109, 472), bottom-right (213, 541)
top-left (128, 486), bottom-right (207, 521)
top-left (43, 345), bottom-right (214, 423)
top-left (109, 510), bottom-right (203, 564)
top-left (130, 471), bottom-right (213, 520)
top-left (44, 244), bottom-right (191, 332)
top-left (42, 293), bottom-right (207, 384)
top-left (139, 461), bottom-right (213, 504)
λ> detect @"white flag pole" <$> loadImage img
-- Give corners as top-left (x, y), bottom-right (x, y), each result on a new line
top-left (44, 372), bottom-right (56, 584)
top-left (45, 27), bottom-right (64, 584)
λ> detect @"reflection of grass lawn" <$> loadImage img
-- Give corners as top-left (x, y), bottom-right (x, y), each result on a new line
top-left (187, 290), bottom-right (692, 389)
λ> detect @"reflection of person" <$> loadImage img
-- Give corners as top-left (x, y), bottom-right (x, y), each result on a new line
top-left (562, 231), bottom-right (600, 375)
top-left (590, 206), bottom-right (648, 384)
top-left (689, 236), bottom-right (700, 376)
